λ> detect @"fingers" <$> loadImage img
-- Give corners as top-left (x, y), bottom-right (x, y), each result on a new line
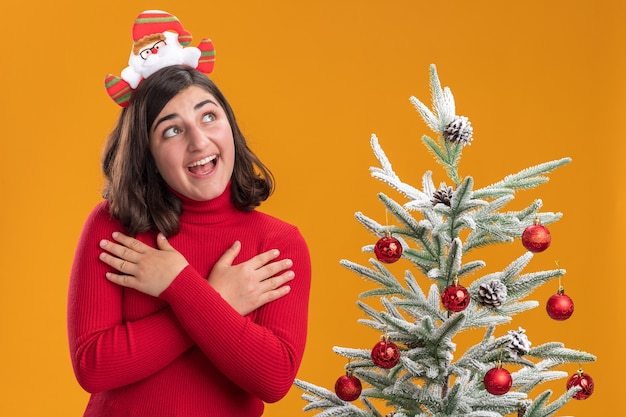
top-left (217, 243), bottom-right (286, 273)
top-left (99, 232), bottom-right (148, 276)
top-left (155, 233), bottom-right (173, 251)
top-left (234, 244), bottom-right (293, 284)
top-left (215, 241), bottom-right (242, 267)
top-left (249, 248), bottom-right (281, 269)
top-left (104, 270), bottom-right (138, 290)
top-left (99, 251), bottom-right (137, 276)
top-left (99, 232), bottom-right (145, 263)
top-left (241, 271), bottom-right (294, 314)
top-left (258, 257), bottom-right (293, 278)
top-left (262, 270), bottom-right (295, 291)
top-left (260, 282), bottom-right (292, 304)
top-left (98, 231), bottom-right (189, 297)
top-left (111, 232), bottom-right (148, 253)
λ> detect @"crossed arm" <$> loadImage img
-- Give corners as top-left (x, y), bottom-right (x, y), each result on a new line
top-left (68, 206), bottom-right (311, 400)
top-left (99, 231), bottom-right (295, 315)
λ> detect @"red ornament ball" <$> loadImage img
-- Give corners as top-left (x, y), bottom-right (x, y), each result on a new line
top-left (567, 371), bottom-right (594, 400)
top-left (441, 284), bottom-right (471, 312)
top-left (334, 373), bottom-right (362, 401)
top-left (371, 338), bottom-right (401, 369)
top-left (484, 367), bottom-right (513, 396)
top-left (522, 223), bottom-right (551, 252)
top-left (374, 236), bottom-right (403, 263)
top-left (546, 291), bottom-right (574, 321)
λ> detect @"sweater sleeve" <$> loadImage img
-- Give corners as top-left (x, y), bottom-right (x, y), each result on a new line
top-left (67, 204), bottom-right (195, 393)
top-left (159, 224), bottom-right (311, 403)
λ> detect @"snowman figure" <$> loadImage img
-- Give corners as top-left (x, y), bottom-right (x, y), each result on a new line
top-left (122, 30), bottom-right (201, 89)
top-left (105, 10), bottom-right (215, 107)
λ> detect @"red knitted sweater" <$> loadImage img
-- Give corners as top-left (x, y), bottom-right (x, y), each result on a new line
top-left (67, 187), bottom-right (311, 416)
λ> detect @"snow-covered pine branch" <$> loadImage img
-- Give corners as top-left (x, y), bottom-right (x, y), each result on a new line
top-left (474, 158), bottom-right (572, 197)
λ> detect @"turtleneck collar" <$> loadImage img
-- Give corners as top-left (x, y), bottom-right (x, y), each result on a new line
top-left (172, 184), bottom-right (241, 225)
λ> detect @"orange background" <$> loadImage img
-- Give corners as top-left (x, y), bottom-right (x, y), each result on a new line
top-left (0, 1), bottom-right (623, 415)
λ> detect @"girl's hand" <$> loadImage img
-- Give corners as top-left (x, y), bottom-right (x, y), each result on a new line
top-left (208, 241), bottom-right (295, 316)
top-left (99, 232), bottom-right (189, 297)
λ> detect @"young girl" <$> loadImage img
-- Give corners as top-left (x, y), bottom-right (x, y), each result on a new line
top-left (67, 64), bottom-right (311, 416)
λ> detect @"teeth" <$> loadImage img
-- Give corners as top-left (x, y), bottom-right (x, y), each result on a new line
top-left (188, 155), bottom-right (217, 168)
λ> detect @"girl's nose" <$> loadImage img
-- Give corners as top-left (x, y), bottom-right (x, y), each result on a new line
top-left (187, 125), bottom-right (210, 151)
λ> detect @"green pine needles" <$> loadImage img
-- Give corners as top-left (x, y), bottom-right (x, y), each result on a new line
top-left (294, 64), bottom-right (596, 417)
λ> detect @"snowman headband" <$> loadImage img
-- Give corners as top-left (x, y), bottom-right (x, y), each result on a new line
top-left (104, 10), bottom-right (216, 107)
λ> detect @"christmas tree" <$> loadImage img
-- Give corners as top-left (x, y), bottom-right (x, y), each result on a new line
top-left (294, 65), bottom-right (596, 417)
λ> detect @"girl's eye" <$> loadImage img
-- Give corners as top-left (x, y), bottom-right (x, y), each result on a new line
top-left (202, 113), bottom-right (216, 123)
top-left (163, 126), bottom-right (182, 139)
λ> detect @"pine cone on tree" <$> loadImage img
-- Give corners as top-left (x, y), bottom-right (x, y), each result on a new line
top-left (517, 400), bottom-right (531, 417)
top-left (431, 185), bottom-right (454, 207)
top-left (443, 115), bottom-right (473, 146)
top-left (477, 279), bottom-right (507, 308)
top-left (508, 327), bottom-right (531, 357)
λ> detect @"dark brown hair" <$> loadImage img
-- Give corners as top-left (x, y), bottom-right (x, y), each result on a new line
top-left (102, 65), bottom-right (274, 237)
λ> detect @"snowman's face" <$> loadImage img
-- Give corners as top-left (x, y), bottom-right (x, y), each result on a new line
top-left (138, 39), bottom-right (167, 61)
top-left (129, 32), bottom-right (185, 78)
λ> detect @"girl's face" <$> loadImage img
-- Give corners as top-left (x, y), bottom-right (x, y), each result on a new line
top-left (149, 85), bottom-right (235, 201)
